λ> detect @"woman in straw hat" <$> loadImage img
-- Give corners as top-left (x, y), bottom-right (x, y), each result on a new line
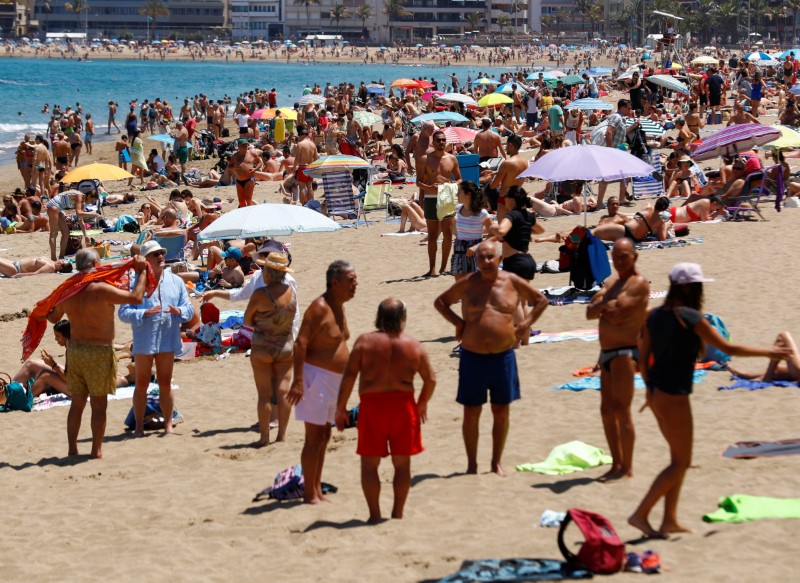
top-left (244, 252), bottom-right (297, 447)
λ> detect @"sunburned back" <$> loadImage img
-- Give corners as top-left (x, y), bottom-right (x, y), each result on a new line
top-left (305, 296), bottom-right (350, 373)
top-left (461, 272), bottom-right (518, 353)
top-left (62, 283), bottom-right (118, 344)
top-left (357, 332), bottom-right (422, 394)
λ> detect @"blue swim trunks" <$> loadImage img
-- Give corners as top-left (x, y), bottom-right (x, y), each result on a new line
top-left (457, 347), bottom-right (520, 406)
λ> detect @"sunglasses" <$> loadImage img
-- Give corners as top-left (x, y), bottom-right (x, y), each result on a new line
top-left (434, 138), bottom-right (447, 142)
top-left (151, 250), bottom-right (166, 257)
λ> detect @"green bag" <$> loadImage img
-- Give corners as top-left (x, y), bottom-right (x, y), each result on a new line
top-left (0, 374), bottom-right (34, 413)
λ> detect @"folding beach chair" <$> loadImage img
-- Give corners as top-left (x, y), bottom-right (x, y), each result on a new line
top-left (322, 170), bottom-right (368, 227)
top-left (363, 182), bottom-right (392, 215)
top-left (457, 154), bottom-right (480, 184)
top-left (726, 164), bottom-right (785, 221)
top-left (632, 150), bottom-right (665, 199)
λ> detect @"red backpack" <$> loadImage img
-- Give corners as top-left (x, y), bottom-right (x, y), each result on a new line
top-left (557, 508), bottom-right (625, 574)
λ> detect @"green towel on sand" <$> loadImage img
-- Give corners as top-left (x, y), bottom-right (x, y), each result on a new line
top-left (703, 495), bottom-right (800, 523)
top-left (516, 440), bottom-right (612, 475)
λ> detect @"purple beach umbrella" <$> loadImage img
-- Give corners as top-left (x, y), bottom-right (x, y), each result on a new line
top-left (691, 124), bottom-right (781, 162)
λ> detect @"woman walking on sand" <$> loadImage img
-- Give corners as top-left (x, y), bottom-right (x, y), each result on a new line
top-left (629, 263), bottom-right (790, 538)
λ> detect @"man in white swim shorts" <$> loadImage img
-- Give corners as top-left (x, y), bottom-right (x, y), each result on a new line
top-left (288, 260), bottom-right (358, 504)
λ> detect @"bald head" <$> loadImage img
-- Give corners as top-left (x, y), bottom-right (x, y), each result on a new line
top-left (375, 298), bottom-right (406, 333)
top-left (421, 120), bottom-right (436, 135)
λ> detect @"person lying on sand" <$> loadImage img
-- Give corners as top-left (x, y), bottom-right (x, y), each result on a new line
top-left (727, 331), bottom-right (800, 382)
top-left (668, 196), bottom-right (727, 223)
top-left (0, 255), bottom-right (73, 277)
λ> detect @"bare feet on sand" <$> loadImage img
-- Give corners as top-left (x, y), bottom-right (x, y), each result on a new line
top-left (628, 515), bottom-right (668, 539)
top-left (659, 521), bottom-right (694, 535)
top-left (597, 467), bottom-right (633, 483)
top-left (491, 462), bottom-right (507, 477)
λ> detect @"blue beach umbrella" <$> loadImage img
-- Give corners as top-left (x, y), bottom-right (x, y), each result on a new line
top-left (568, 98), bottom-right (614, 112)
top-left (411, 111), bottom-right (470, 124)
top-left (147, 133), bottom-right (176, 145)
top-left (585, 67), bottom-right (612, 76)
top-left (527, 71), bottom-right (557, 81)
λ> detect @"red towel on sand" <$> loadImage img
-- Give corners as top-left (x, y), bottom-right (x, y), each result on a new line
top-left (21, 259), bottom-right (156, 361)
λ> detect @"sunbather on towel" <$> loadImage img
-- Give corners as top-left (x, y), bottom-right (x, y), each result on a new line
top-left (668, 196), bottom-right (727, 223)
top-left (727, 331), bottom-right (800, 382)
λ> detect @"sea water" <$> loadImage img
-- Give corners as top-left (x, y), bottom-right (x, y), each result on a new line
top-left (0, 58), bottom-right (512, 159)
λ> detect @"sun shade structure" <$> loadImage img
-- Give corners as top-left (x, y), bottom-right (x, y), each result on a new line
top-left (198, 204), bottom-right (340, 240)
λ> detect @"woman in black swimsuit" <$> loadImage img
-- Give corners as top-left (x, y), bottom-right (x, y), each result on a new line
top-left (593, 196), bottom-right (670, 243)
top-left (629, 262), bottom-right (789, 539)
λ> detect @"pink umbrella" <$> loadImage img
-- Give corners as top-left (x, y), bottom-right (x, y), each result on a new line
top-left (443, 126), bottom-right (478, 145)
top-left (421, 91), bottom-right (444, 102)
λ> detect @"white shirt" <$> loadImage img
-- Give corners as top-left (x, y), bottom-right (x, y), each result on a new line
top-left (235, 113), bottom-right (250, 129)
top-left (229, 272), bottom-right (300, 340)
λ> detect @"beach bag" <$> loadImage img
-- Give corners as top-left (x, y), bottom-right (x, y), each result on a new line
top-left (0, 375), bottom-right (33, 413)
top-left (123, 395), bottom-right (182, 431)
top-left (436, 183), bottom-right (459, 220)
top-left (586, 231), bottom-right (611, 285)
top-left (268, 464), bottom-right (305, 501)
top-left (570, 237), bottom-right (594, 291)
top-left (558, 508), bottom-right (625, 574)
top-left (702, 313), bottom-right (731, 364)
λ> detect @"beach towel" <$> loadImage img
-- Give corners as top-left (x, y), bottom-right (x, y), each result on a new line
top-left (703, 495), bottom-right (800, 523)
top-left (436, 558), bottom-right (592, 582)
top-left (722, 439), bottom-right (800, 459)
top-left (539, 286), bottom-right (600, 306)
top-left (516, 441), bottom-right (612, 475)
top-left (219, 310), bottom-right (245, 330)
top-left (31, 382), bottom-right (176, 412)
top-left (717, 376), bottom-right (800, 392)
top-left (629, 237), bottom-right (705, 251)
top-left (555, 371), bottom-right (707, 391)
top-left (529, 330), bottom-right (599, 345)
top-left (21, 259), bottom-right (156, 361)
top-left (437, 182), bottom-right (459, 220)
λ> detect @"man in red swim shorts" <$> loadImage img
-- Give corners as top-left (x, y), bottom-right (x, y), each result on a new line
top-left (336, 298), bottom-right (436, 524)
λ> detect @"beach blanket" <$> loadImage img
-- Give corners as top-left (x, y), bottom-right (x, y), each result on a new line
top-left (381, 231), bottom-right (425, 237)
top-left (717, 376), bottom-right (800, 391)
top-left (555, 370), bottom-right (707, 391)
top-left (529, 329), bottom-right (599, 345)
top-left (703, 495), bottom-right (800, 523)
top-left (21, 259), bottom-right (156, 361)
top-left (31, 382), bottom-right (175, 412)
top-left (219, 310), bottom-right (245, 330)
top-left (437, 559), bottom-right (592, 582)
top-left (539, 286), bottom-right (599, 306)
top-left (630, 237), bottom-right (705, 251)
top-left (722, 439), bottom-right (800, 459)
top-left (516, 441), bottom-right (612, 475)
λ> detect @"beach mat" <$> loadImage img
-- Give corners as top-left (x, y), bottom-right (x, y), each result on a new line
top-left (529, 329), bottom-right (599, 345)
top-left (435, 558), bottom-right (592, 582)
top-left (718, 376), bottom-right (800, 391)
top-left (606, 237), bottom-right (704, 251)
top-left (722, 439), bottom-right (800, 459)
top-left (32, 382), bottom-right (177, 412)
top-left (703, 494), bottom-right (800, 523)
top-left (516, 441), bottom-right (611, 475)
top-left (554, 370), bottom-right (706, 391)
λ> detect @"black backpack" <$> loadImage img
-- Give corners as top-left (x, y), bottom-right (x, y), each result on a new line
top-left (570, 236), bottom-right (594, 290)
top-left (627, 125), bottom-right (648, 160)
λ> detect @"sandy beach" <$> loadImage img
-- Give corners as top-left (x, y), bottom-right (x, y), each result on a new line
top-left (2, 84), bottom-right (800, 582)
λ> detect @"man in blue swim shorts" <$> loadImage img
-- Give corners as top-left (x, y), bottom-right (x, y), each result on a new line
top-left (435, 241), bottom-right (548, 476)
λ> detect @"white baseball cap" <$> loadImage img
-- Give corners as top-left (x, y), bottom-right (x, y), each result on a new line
top-left (669, 262), bottom-right (714, 285)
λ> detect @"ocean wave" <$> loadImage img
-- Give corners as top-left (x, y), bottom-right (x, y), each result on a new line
top-left (0, 123), bottom-right (49, 133)
top-left (0, 78), bottom-right (49, 86)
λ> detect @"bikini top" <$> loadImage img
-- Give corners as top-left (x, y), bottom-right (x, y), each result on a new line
top-left (634, 211), bottom-right (654, 235)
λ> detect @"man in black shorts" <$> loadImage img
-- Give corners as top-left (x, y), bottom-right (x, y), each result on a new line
top-left (706, 67), bottom-right (725, 121)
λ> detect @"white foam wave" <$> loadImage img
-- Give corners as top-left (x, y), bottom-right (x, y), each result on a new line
top-left (0, 122), bottom-right (49, 133)
top-left (0, 78), bottom-right (48, 86)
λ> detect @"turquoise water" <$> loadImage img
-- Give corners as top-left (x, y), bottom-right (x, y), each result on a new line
top-left (0, 58), bottom-right (510, 157)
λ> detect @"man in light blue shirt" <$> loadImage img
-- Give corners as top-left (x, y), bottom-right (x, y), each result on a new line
top-left (119, 240), bottom-right (194, 436)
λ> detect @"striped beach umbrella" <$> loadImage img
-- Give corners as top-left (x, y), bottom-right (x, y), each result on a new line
top-left (436, 93), bottom-right (478, 106)
top-left (645, 74), bottom-right (690, 95)
top-left (568, 98), bottom-right (613, 112)
top-left (626, 118), bottom-right (665, 136)
top-left (302, 155), bottom-right (373, 176)
top-left (297, 94), bottom-right (326, 106)
top-left (691, 123), bottom-right (781, 161)
top-left (411, 111), bottom-right (470, 124)
top-left (443, 126), bottom-right (478, 145)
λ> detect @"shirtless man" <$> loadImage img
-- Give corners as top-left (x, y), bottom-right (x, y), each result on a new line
top-left (14, 200), bottom-right (49, 233)
top-left (32, 137), bottom-right (52, 196)
top-left (52, 134), bottom-right (71, 173)
top-left (292, 128), bottom-right (319, 205)
top-left (344, 110), bottom-right (364, 157)
top-left (46, 249), bottom-right (149, 459)
top-left (586, 238), bottom-right (650, 481)
top-left (489, 134), bottom-right (527, 221)
top-left (0, 256), bottom-right (72, 277)
top-left (228, 138), bottom-right (262, 207)
top-left (726, 101), bottom-right (760, 126)
top-left (407, 119), bottom-right (435, 177)
top-left (474, 118), bottom-right (506, 162)
top-left (335, 298), bottom-right (436, 523)
top-left (288, 260), bottom-right (358, 504)
top-left (173, 121), bottom-right (190, 186)
top-left (435, 241), bottom-right (548, 475)
top-left (418, 130), bottom-right (461, 277)
top-left (107, 101), bottom-right (119, 134)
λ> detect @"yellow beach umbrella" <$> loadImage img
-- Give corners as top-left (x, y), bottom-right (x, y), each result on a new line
top-left (478, 93), bottom-right (513, 107)
top-left (764, 125), bottom-right (800, 149)
top-left (59, 163), bottom-right (134, 183)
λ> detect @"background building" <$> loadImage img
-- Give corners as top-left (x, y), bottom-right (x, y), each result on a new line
top-left (284, 0), bottom-right (376, 42)
top-left (230, 0), bottom-right (282, 40)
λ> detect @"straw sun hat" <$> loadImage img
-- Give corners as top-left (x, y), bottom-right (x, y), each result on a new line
top-left (256, 252), bottom-right (293, 273)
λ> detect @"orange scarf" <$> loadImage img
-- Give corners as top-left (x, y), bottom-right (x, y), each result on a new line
top-left (21, 259), bottom-right (156, 361)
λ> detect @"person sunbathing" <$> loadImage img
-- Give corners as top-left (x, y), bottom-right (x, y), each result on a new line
top-left (13, 200), bottom-right (49, 233)
top-left (666, 156), bottom-right (698, 198)
top-left (668, 196), bottom-right (727, 223)
top-left (0, 255), bottom-right (73, 277)
top-left (397, 199), bottom-right (428, 234)
top-left (727, 331), bottom-right (800, 382)
top-left (529, 193), bottom-right (597, 217)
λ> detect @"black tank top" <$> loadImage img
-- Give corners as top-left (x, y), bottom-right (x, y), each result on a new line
top-left (504, 208), bottom-right (534, 252)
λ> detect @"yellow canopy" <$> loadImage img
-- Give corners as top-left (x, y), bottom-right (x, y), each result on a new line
top-left (478, 93), bottom-right (513, 107)
top-left (59, 163), bottom-right (134, 183)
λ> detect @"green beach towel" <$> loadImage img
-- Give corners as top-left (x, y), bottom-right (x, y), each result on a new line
top-left (516, 440), bottom-right (612, 475)
top-left (703, 495), bottom-right (800, 523)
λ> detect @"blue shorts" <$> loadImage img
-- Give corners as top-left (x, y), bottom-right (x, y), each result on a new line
top-left (457, 347), bottom-right (520, 406)
top-left (526, 112), bottom-right (538, 129)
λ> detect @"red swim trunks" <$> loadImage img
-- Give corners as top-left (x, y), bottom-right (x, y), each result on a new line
top-left (296, 165), bottom-right (312, 183)
top-left (357, 392), bottom-right (423, 457)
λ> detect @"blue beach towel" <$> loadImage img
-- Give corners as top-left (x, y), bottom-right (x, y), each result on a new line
top-left (555, 370), bottom-right (707, 391)
top-left (437, 558), bottom-right (592, 582)
top-left (718, 376), bottom-right (799, 392)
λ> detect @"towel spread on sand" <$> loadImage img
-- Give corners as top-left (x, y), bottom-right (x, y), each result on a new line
top-left (437, 558), bottom-right (592, 582)
top-left (609, 237), bottom-right (704, 251)
top-left (529, 329), bottom-right (599, 345)
top-left (516, 440), bottom-right (612, 475)
top-left (703, 495), bottom-right (800, 523)
top-left (722, 439), bottom-right (800, 459)
top-left (32, 383), bottom-right (176, 412)
top-left (381, 232), bottom-right (425, 237)
top-left (219, 310), bottom-right (245, 330)
top-left (21, 259), bottom-right (156, 360)
top-left (554, 370), bottom-right (707, 391)
top-left (539, 286), bottom-right (599, 306)
top-left (718, 375), bottom-right (800, 391)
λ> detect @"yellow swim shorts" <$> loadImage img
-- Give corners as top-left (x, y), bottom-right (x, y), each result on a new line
top-left (66, 342), bottom-right (118, 398)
